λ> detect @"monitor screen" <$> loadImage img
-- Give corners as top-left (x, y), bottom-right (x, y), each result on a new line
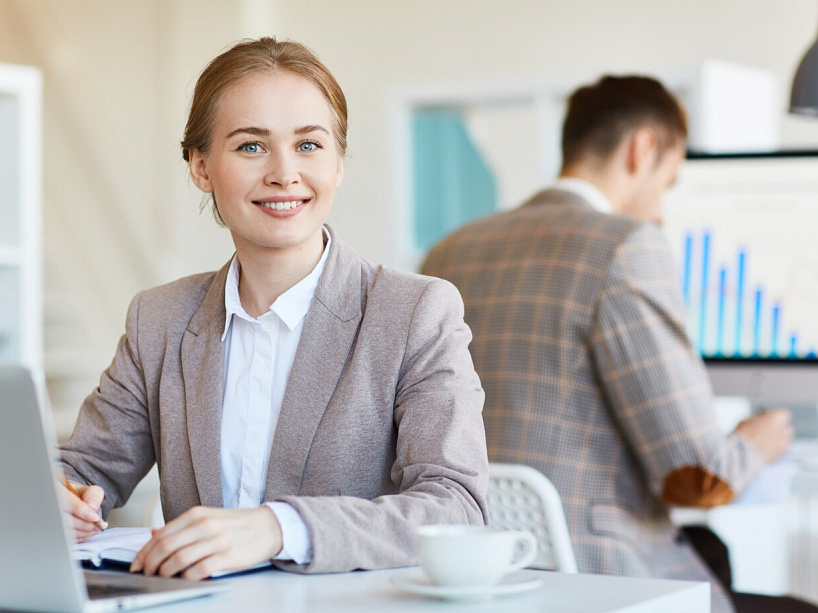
top-left (663, 151), bottom-right (818, 414)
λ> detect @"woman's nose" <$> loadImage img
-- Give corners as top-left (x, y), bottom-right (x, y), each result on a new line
top-left (264, 151), bottom-right (300, 187)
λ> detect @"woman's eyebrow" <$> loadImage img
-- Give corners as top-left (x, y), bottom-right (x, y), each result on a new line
top-left (225, 125), bottom-right (330, 138)
top-left (295, 124), bottom-right (330, 135)
top-left (226, 126), bottom-right (269, 139)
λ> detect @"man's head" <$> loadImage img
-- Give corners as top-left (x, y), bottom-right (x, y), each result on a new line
top-left (560, 75), bottom-right (687, 223)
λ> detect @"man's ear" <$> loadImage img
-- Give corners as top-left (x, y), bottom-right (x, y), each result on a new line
top-left (626, 127), bottom-right (659, 176)
top-left (189, 149), bottom-right (213, 193)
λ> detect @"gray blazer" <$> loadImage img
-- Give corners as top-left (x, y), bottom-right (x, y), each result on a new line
top-left (422, 189), bottom-right (765, 613)
top-left (61, 227), bottom-right (488, 573)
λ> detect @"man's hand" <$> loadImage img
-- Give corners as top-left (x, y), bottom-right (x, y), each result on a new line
top-left (60, 482), bottom-right (106, 542)
top-left (733, 408), bottom-right (794, 463)
top-left (130, 506), bottom-right (283, 580)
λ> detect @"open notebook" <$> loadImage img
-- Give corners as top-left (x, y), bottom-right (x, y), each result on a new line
top-left (73, 528), bottom-right (152, 568)
top-left (73, 528), bottom-right (272, 577)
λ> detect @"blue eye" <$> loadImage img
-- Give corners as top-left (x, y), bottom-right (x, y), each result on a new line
top-left (239, 141), bottom-right (263, 153)
top-left (297, 140), bottom-right (322, 153)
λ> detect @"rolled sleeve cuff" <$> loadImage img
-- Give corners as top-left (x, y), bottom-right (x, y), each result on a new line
top-left (264, 501), bottom-right (313, 565)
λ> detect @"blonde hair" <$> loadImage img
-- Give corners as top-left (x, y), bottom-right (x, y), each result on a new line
top-left (181, 37), bottom-right (348, 223)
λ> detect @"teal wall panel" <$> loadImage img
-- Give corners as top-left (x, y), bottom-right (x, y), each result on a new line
top-left (412, 110), bottom-right (497, 251)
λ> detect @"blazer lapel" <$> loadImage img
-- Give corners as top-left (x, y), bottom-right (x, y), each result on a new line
top-left (265, 228), bottom-right (363, 498)
top-left (181, 262), bottom-right (230, 508)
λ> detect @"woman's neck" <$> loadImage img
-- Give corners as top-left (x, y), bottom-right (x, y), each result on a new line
top-left (234, 231), bottom-right (326, 318)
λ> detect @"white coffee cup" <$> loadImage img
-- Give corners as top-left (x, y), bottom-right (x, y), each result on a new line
top-left (415, 525), bottom-right (538, 587)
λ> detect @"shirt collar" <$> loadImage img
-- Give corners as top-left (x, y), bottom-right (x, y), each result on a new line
top-left (551, 177), bottom-right (613, 214)
top-left (222, 227), bottom-right (332, 339)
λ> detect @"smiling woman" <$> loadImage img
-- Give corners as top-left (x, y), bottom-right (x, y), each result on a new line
top-left (188, 70), bottom-right (343, 303)
top-left (58, 37), bottom-right (488, 579)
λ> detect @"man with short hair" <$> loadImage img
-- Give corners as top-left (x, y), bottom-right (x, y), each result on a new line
top-left (422, 75), bottom-right (809, 613)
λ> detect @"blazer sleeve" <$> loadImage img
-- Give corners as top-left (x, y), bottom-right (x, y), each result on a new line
top-left (274, 279), bottom-right (489, 573)
top-left (59, 291), bottom-right (155, 519)
top-left (590, 223), bottom-right (765, 508)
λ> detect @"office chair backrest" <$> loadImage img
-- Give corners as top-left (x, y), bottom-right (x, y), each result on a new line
top-left (144, 494), bottom-right (165, 528)
top-left (487, 463), bottom-right (578, 573)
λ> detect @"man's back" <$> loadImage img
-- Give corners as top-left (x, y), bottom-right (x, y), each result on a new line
top-left (423, 187), bottom-right (764, 611)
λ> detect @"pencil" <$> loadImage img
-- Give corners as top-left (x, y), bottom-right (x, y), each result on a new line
top-left (59, 473), bottom-right (108, 530)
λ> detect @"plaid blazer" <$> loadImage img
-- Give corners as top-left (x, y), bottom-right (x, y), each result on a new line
top-left (422, 189), bottom-right (766, 613)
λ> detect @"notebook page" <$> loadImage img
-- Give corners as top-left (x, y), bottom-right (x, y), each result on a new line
top-left (72, 526), bottom-right (272, 576)
top-left (72, 527), bottom-right (152, 566)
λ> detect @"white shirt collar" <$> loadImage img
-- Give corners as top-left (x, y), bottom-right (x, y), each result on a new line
top-left (551, 177), bottom-right (613, 214)
top-left (222, 227), bottom-right (332, 339)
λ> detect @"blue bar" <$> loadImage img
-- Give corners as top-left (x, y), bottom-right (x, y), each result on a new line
top-left (683, 233), bottom-right (693, 308)
top-left (734, 249), bottom-right (746, 357)
top-left (770, 303), bottom-right (780, 357)
top-left (716, 267), bottom-right (726, 356)
top-left (790, 334), bottom-right (798, 358)
top-left (698, 232), bottom-right (711, 352)
top-left (752, 288), bottom-right (762, 357)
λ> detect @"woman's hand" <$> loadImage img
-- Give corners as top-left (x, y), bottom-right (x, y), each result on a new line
top-left (130, 506), bottom-right (283, 580)
top-left (60, 481), bottom-right (106, 543)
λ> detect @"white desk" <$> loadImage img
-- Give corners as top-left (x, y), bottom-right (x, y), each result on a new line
top-left (791, 469), bottom-right (818, 599)
top-left (670, 452), bottom-right (818, 602)
top-left (135, 567), bottom-right (709, 613)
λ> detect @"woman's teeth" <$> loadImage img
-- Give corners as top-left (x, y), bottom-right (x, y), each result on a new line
top-left (260, 200), bottom-right (305, 211)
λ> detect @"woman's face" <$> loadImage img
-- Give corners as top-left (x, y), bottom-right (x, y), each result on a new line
top-left (189, 70), bottom-right (343, 258)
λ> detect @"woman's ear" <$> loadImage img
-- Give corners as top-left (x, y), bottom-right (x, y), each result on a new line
top-left (335, 159), bottom-right (345, 189)
top-left (189, 149), bottom-right (213, 193)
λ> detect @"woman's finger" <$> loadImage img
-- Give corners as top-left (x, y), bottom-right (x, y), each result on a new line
top-left (133, 513), bottom-right (209, 575)
top-left (59, 485), bottom-right (102, 524)
top-left (73, 523), bottom-right (100, 542)
top-left (182, 553), bottom-right (227, 581)
top-left (157, 539), bottom-right (225, 579)
top-left (79, 484), bottom-right (106, 514)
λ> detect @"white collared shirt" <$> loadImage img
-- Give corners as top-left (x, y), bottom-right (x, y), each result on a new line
top-left (220, 229), bottom-right (331, 565)
top-left (551, 177), bottom-right (613, 214)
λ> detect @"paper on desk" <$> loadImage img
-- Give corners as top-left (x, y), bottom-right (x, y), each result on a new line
top-left (72, 526), bottom-right (273, 577)
top-left (72, 527), bottom-right (151, 567)
top-left (733, 455), bottom-right (797, 505)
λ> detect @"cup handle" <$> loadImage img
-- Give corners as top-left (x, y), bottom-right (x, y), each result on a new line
top-left (507, 531), bottom-right (538, 572)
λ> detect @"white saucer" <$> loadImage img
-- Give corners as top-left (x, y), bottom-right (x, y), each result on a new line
top-left (391, 570), bottom-right (543, 601)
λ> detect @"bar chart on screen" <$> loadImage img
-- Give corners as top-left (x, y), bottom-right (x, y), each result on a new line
top-left (663, 153), bottom-right (818, 360)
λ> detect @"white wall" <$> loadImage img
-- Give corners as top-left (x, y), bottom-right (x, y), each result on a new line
top-left (0, 0), bottom-right (245, 420)
top-left (270, 0), bottom-right (818, 266)
top-left (2, 0), bottom-right (818, 417)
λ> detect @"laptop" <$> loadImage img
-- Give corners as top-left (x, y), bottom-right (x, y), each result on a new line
top-left (0, 365), bottom-right (229, 612)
